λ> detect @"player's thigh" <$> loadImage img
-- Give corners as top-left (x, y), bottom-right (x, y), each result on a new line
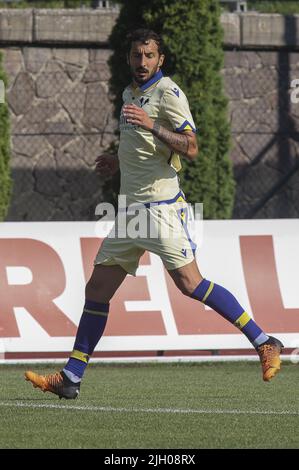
top-left (167, 259), bottom-right (203, 296)
top-left (142, 203), bottom-right (201, 294)
top-left (86, 264), bottom-right (127, 302)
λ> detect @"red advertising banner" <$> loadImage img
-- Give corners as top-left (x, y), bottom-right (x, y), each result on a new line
top-left (0, 220), bottom-right (298, 360)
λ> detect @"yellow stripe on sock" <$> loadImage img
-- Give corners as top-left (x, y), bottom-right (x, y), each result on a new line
top-left (202, 282), bottom-right (214, 303)
top-left (234, 311), bottom-right (251, 330)
top-left (70, 349), bottom-right (90, 364)
top-left (83, 308), bottom-right (108, 317)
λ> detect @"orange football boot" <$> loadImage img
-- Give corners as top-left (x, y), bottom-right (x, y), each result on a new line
top-left (257, 336), bottom-right (284, 381)
top-left (25, 370), bottom-right (80, 399)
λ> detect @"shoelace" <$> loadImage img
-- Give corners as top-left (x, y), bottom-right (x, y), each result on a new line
top-left (46, 372), bottom-right (63, 389)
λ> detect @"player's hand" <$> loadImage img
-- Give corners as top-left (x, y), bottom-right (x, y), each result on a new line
top-left (95, 154), bottom-right (119, 177)
top-left (123, 104), bottom-right (154, 131)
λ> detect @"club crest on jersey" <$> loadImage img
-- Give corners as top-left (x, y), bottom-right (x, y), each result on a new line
top-left (172, 87), bottom-right (180, 97)
top-left (139, 97), bottom-right (150, 107)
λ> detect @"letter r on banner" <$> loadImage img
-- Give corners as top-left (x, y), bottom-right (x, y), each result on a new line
top-left (0, 239), bottom-right (76, 337)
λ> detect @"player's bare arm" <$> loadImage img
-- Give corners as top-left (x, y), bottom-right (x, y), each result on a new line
top-left (152, 122), bottom-right (197, 161)
top-left (95, 154), bottom-right (119, 177)
top-left (123, 103), bottom-right (198, 161)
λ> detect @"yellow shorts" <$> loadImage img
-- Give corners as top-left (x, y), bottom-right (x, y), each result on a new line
top-left (94, 199), bottom-right (197, 276)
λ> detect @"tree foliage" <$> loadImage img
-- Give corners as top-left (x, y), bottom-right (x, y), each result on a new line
top-left (108, 0), bottom-right (235, 218)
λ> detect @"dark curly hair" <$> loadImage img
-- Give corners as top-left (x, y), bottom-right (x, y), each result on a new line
top-left (126, 28), bottom-right (164, 56)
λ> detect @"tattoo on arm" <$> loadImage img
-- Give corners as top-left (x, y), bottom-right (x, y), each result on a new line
top-left (152, 121), bottom-right (190, 157)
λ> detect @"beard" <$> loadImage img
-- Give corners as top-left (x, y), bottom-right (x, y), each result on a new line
top-left (132, 63), bottom-right (160, 85)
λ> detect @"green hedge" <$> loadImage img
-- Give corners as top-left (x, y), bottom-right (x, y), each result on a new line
top-left (247, 1), bottom-right (299, 14)
top-left (0, 51), bottom-right (12, 221)
top-left (108, 0), bottom-right (235, 219)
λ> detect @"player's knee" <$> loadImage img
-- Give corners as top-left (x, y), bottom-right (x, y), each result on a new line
top-left (177, 281), bottom-right (195, 297)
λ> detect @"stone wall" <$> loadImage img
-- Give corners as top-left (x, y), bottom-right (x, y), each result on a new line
top-left (1, 9), bottom-right (299, 220)
top-left (2, 45), bottom-right (117, 220)
top-left (224, 50), bottom-right (299, 218)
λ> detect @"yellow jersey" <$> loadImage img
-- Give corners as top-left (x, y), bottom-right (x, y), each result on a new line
top-left (118, 71), bottom-right (196, 205)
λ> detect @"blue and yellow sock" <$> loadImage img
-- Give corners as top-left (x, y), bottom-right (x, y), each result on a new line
top-left (63, 300), bottom-right (109, 382)
top-left (191, 279), bottom-right (268, 348)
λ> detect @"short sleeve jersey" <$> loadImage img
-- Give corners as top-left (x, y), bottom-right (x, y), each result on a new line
top-left (118, 71), bottom-right (196, 205)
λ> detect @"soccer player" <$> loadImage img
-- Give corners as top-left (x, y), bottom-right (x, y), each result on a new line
top-left (25, 29), bottom-right (283, 399)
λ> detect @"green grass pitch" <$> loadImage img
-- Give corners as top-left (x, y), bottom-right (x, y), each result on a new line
top-left (0, 361), bottom-right (298, 449)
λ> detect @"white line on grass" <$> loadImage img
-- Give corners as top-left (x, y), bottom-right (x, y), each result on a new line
top-left (0, 401), bottom-right (298, 416)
